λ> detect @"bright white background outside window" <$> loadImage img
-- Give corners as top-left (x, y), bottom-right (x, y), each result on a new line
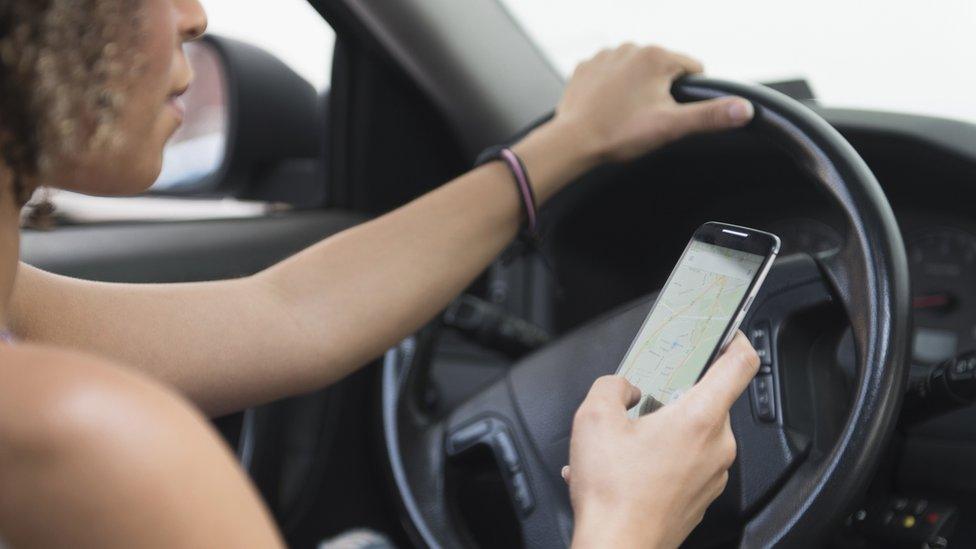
top-left (201, 0), bottom-right (335, 91)
top-left (502, 0), bottom-right (976, 123)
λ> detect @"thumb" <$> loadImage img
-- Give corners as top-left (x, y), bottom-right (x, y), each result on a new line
top-left (669, 97), bottom-right (754, 138)
top-left (583, 375), bottom-right (642, 412)
top-left (687, 331), bottom-right (760, 412)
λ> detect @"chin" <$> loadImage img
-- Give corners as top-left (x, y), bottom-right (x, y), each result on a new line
top-left (52, 156), bottom-right (163, 197)
top-left (117, 163), bottom-right (164, 195)
top-left (92, 172), bottom-right (161, 197)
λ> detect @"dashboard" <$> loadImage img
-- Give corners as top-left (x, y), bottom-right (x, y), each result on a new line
top-left (769, 213), bottom-right (976, 367)
top-left (544, 106), bottom-right (976, 363)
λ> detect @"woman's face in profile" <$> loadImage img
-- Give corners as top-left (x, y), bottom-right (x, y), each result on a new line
top-left (52, 0), bottom-right (206, 196)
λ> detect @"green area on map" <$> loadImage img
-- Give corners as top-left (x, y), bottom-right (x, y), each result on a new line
top-left (617, 241), bottom-right (763, 414)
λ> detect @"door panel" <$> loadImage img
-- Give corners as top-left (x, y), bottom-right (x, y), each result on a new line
top-left (20, 211), bottom-right (364, 282)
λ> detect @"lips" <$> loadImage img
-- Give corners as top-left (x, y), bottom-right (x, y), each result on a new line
top-left (167, 84), bottom-right (190, 121)
top-left (168, 96), bottom-right (186, 120)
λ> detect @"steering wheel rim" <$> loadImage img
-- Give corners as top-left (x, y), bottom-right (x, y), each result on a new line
top-left (383, 76), bottom-right (911, 548)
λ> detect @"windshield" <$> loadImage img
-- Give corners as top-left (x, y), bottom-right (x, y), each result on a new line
top-left (501, 0), bottom-right (976, 123)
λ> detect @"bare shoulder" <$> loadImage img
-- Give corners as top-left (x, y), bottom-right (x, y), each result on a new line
top-left (0, 343), bottom-right (161, 404)
top-left (0, 344), bottom-right (284, 548)
top-left (0, 343), bottom-right (200, 454)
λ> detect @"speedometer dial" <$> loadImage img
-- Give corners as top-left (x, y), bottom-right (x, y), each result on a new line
top-left (767, 218), bottom-right (843, 256)
top-left (909, 228), bottom-right (976, 364)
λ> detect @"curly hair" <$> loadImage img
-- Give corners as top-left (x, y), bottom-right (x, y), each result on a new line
top-left (0, 0), bottom-right (143, 204)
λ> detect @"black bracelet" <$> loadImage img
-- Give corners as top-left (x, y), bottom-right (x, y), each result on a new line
top-left (475, 146), bottom-right (539, 239)
top-left (475, 142), bottom-right (563, 298)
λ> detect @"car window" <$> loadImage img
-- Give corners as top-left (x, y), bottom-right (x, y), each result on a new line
top-left (200, 0), bottom-right (334, 92)
top-left (35, 0), bottom-right (335, 225)
top-left (501, 0), bottom-right (976, 124)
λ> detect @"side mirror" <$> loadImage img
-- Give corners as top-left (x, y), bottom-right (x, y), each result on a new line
top-left (153, 34), bottom-right (322, 202)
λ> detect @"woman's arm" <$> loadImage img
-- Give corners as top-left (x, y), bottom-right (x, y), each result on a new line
top-left (11, 45), bottom-right (753, 416)
top-left (11, 123), bottom-right (591, 417)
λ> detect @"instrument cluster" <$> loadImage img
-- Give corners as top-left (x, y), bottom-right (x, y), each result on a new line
top-left (769, 216), bottom-right (976, 365)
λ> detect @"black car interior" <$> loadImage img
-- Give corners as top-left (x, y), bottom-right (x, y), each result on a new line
top-left (18, 1), bottom-right (976, 547)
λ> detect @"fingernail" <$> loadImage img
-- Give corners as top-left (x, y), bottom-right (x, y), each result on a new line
top-left (728, 100), bottom-right (754, 123)
top-left (561, 465), bottom-right (570, 480)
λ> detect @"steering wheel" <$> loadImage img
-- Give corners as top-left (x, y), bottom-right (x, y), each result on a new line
top-left (381, 76), bottom-right (911, 548)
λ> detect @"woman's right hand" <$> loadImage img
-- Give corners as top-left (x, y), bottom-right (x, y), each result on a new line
top-left (552, 44), bottom-right (753, 166)
top-left (567, 332), bottom-right (760, 548)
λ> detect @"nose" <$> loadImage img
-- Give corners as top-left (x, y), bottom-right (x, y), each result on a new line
top-left (176, 0), bottom-right (208, 42)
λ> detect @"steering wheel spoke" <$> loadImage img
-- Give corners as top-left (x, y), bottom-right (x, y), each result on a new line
top-left (384, 335), bottom-right (575, 547)
top-left (727, 255), bottom-right (830, 514)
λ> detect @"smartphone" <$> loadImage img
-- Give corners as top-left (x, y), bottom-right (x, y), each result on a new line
top-left (615, 222), bottom-right (780, 416)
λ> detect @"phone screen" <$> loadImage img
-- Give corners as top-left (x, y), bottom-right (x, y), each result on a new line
top-left (617, 238), bottom-right (768, 416)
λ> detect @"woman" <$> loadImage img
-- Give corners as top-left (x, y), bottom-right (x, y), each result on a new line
top-left (0, 1), bottom-right (760, 547)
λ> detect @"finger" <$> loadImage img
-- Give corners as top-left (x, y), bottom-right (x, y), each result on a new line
top-left (584, 375), bottom-right (642, 411)
top-left (711, 469), bottom-right (731, 500)
top-left (591, 47), bottom-right (613, 63)
top-left (687, 332), bottom-right (760, 412)
top-left (666, 50), bottom-right (704, 75)
top-left (615, 42), bottom-right (639, 56)
top-left (637, 45), bottom-right (702, 77)
top-left (667, 96), bottom-right (754, 138)
top-left (719, 415), bottom-right (738, 468)
top-left (561, 465), bottom-right (571, 484)
top-left (570, 61), bottom-right (588, 80)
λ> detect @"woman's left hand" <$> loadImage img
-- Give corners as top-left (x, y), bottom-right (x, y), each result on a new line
top-left (554, 44), bottom-right (754, 164)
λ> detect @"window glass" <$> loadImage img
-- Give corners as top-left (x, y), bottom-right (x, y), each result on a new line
top-left (200, 0), bottom-right (335, 92)
top-left (501, 0), bottom-right (976, 123)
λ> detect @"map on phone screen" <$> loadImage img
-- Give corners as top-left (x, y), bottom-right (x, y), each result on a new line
top-left (617, 240), bottom-right (764, 416)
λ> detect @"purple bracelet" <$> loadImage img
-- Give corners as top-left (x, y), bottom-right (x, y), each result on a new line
top-left (497, 148), bottom-right (539, 237)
